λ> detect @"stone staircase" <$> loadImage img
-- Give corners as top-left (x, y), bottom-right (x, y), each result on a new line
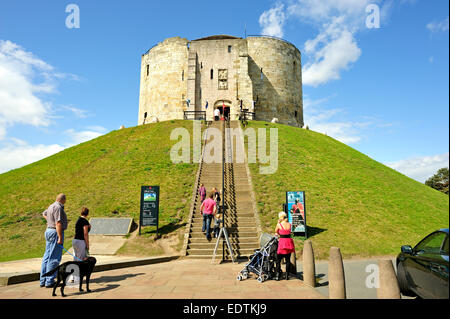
top-left (184, 120), bottom-right (260, 259)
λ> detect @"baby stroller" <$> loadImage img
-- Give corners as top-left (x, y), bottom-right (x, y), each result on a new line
top-left (236, 233), bottom-right (278, 283)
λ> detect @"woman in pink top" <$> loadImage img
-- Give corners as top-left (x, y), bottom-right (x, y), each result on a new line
top-left (200, 191), bottom-right (217, 240)
top-left (275, 212), bottom-right (295, 280)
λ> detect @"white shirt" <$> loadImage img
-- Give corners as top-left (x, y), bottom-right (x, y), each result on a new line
top-left (214, 109), bottom-right (220, 117)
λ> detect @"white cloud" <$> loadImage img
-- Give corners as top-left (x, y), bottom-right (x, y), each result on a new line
top-left (259, 1), bottom-right (406, 87)
top-left (0, 139), bottom-right (64, 174)
top-left (386, 153), bottom-right (450, 183)
top-left (303, 95), bottom-right (372, 144)
top-left (302, 17), bottom-right (361, 86)
top-left (287, 0), bottom-right (373, 27)
top-left (65, 127), bottom-right (107, 145)
top-left (426, 16), bottom-right (449, 33)
top-left (0, 40), bottom-right (53, 139)
top-left (259, 3), bottom-right (286, 38)
top-left (0, 40), bottom-right (79, 140)
top-left (61, 105), bottom-right (89, 118)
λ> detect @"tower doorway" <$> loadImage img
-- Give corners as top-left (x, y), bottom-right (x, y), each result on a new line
top-left (214, 100), bottom-right (232, 120)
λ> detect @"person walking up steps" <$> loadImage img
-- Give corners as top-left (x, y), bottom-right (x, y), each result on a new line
top-left (200, 191), bottom-right (217, 240)
top-left (40, 194), bottom-right (68, 288)
top-left (199, 183), bottom-right (206, 203)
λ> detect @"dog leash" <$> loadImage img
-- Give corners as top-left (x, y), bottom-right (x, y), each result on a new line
top-left (58, 244), bottom-right (83, 262)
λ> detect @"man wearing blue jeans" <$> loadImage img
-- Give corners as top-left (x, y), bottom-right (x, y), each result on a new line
top-left (200, 192), bottom-right (217, 240)
top-left (40, 194), bottom-right (68, 288)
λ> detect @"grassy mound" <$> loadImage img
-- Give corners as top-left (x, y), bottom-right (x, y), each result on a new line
top-left (0, 120), bottom-right (198, 262)
top-left (245, 121), bottom-right (449, 259)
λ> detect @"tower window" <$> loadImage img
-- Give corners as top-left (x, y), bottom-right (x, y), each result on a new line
top-left (260, 68), bottom-right (263, 80)
top-left (210, 69), bottom-right (214, 80)
top-left (201, 62), bottom-right (203, 69)
top-left (182, 70), bottom-right (184, 81)
top-left (295, 111), bottom-right (298, 118)
top-left (228, 45), bottom-right (232, 53)
top-left (146, 65), bottom-right (149, 76)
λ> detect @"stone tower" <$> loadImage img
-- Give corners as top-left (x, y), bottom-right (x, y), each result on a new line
top-left (138, 35), bottom-right (303, 127)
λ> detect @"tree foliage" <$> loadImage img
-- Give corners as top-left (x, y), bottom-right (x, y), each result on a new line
top-left (425, 167), bottom-right (449, 195)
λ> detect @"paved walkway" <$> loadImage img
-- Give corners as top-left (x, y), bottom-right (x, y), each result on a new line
top-left (0, 259), bottom-right (325, 299)
top-left (0, 255), bottom-right (144, 276)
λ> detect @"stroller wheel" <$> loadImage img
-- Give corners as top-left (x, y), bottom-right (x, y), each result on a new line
top-left (236, 275), bottom-right (242, 281)
top-left (242, 273), bottom-right (248, 280)
top-left (263, 274), bottom-right (269, 281)
top-left (257, 276), bottom-right (264, 283)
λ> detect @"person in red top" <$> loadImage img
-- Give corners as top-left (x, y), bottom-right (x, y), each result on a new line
top-left (200, 191), bottom-right (217, 240)
top-left (275, 211), bottom-right (296, 280)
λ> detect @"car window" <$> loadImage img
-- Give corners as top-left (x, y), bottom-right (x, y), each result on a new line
top-left (442, 236), bottom-right (449, 255)
top-left (414, 232), bottom-right (447, 255)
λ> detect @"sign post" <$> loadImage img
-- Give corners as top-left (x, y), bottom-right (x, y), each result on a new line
top-left (139, 186), bottom-right (160, 237)
top-left (285, 191), bottom-right (307, 238)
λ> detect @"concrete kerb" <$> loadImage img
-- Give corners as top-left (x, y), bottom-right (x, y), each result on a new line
top-left (0, 255), bottom-right (180, 286)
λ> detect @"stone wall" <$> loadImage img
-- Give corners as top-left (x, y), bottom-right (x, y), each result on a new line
top-left (138, 35), bottom-right (303, 127)
top-left (138, 37), bottom-right (188, 124)
top-left (247, 37), bottom-right (303, 127)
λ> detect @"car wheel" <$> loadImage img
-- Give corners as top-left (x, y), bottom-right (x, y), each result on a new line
top-left (396, 262), bottom-right (415, 297)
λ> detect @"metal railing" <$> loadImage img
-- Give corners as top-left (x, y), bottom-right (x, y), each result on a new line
top-left (184, 111), bottom-right (206, 121)
top-left (239, 111), bottom-right (255, 127)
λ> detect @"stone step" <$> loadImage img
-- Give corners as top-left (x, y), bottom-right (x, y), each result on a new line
top-left (188, 236), bottom-right (259, 244)
top-left (190, 226), bottom-right (257, 232)
top-left (189, 231), bottom-right (258, 238)
top-left (191, 218), bottom-right (255, 225)
top-left (190, 220), bottom-right (255, 226)
top-left (186, 248), bottom-right (256, 256)
top-left (188, 242), bottom-right (259, 250)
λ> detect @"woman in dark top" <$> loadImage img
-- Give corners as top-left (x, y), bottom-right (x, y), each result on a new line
top-left (72, 207), bottom-right (91, 260)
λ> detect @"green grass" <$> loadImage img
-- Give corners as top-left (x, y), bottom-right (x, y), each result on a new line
top-left (244, 121), bottom-right (449, 260)
top-left (1, 119), bottom-right (448, 262)
top-left (0, 120), bottom-right (199, 262)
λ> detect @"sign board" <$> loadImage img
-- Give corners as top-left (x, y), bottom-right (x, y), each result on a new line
top-left (139, 186), bottom-right (160, 235)
top-left (286, 191), bottom-right (307, 238)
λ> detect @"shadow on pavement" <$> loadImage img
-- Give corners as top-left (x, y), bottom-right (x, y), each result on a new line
top-left (297, 271), bottom-right (328, 287)
top-left (67, 284), bottom-right (121, 296)
top-left (90, 273), bottom-right (146, 284)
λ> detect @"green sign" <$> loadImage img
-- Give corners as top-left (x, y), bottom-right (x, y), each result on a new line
top-left (140, 186), bottom-right (159, 235)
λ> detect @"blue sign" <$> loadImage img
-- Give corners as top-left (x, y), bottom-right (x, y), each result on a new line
top-left (286, 191), bottom-right (307, 236)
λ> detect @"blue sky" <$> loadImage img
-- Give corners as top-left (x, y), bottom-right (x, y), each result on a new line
top-left (0, 0), bottom-right (448, 182)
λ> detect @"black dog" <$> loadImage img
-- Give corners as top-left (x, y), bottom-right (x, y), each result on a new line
top-left (42, 257), bottom-right (97, 297)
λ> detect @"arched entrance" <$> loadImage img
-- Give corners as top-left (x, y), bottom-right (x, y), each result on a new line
top-left (214, 100), bottom-right (232, 120)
